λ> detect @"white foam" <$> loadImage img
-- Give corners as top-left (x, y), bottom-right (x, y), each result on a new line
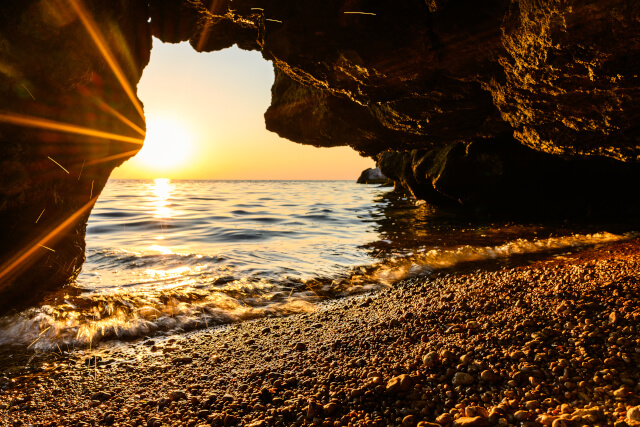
top-left (372, 231), bottom-right (630, 284)
top-left (0, 231), bottom-right (631, 351)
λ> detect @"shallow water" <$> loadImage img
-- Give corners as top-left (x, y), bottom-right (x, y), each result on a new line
top-left (0, 179), bottom-right (636, 350)
top-left (82, 179), bottom-right (387, 287)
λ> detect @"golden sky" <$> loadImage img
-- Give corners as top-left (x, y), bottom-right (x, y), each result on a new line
top-left (110, 39), bottom-right (374, 180)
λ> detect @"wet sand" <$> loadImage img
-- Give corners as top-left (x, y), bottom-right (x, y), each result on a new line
top-left (1, 239), bottom-right (640, 427)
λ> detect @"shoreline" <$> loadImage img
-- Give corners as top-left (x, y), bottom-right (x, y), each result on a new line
top-left (2, 239), bottom-right (640, 426)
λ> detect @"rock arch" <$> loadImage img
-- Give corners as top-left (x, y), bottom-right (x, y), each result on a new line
top-left (1, 0), bottom-right (639, 310)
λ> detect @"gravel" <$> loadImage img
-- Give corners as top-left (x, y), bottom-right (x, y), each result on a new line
top-left (1, 239), bottom-right (640, 426)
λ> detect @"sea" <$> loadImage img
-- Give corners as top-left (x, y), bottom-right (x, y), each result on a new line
top-left (0, 179), bottom-right (634, 351)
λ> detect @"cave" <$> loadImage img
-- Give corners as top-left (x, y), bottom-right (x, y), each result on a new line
top-left (1, 0), bottom-right (640, 311)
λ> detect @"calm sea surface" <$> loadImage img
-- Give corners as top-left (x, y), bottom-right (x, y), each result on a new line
top-left (0, 179), bottom-right (634, 350)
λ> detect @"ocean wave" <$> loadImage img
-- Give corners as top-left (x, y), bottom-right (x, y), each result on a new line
top-left (0, 231), bottom-right (631, 351)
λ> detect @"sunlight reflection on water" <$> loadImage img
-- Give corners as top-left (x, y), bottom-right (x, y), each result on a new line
top-left (0, 180), bottom-right (636, 350)
top-left (152, 178), bottom-right (173, 220)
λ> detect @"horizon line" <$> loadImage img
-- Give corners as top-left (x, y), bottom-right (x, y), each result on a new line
top-left (109, 177), bottom-right (364, 181)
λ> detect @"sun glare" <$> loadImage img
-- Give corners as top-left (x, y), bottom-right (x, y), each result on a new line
top-left (109, 42), bottom-right (375, 180)
top-left (137, 117), bottom-right (193, 171)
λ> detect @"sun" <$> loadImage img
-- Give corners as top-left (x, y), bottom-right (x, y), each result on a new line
top-left (137, 117), bottom-right (193, 171)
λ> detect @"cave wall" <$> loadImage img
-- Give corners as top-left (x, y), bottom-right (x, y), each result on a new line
top-left (0, 0), bottom-right (150, 311)
top-left (150, 0), bottom-right (640, 209)
top-left (151, 0), bottom-right (640, 160)
top-left (0, 0), bottom-right (639, 309)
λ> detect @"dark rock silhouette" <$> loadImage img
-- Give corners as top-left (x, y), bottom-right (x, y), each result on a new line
top-left (356, 167), bottom-right (391, 185)
top-left (377, 139), bottom-right (640, 218)
top-left (1, 0), bottom-right (639, 309)
top-left (0, 0), bottom-right (150, 312)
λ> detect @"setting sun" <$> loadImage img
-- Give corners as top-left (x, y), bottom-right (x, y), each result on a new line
top-left (137, 117), bottom-right (193, 171)
top-left (109, 42), bottom-right (374, 180)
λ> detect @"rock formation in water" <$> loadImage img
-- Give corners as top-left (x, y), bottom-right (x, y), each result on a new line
top-left (356, 167), bottom-right (391, 185)
top-left (1, 0), bottom-right (639, 309)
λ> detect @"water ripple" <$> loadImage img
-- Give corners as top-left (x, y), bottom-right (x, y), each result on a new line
top-left (1, 179), bottom-right (637, 350)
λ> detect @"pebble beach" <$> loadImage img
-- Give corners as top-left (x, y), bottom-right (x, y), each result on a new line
top-left (2, 238), bottom-right (640, 427)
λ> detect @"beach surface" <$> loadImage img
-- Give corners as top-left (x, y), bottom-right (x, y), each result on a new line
top-left (2, 239), bottom-right (640, 427)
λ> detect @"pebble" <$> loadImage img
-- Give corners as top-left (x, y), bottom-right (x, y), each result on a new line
top-left (628, 406), bottom-right (640, 422)
top-left (466, 321), bottom-right (480, 329)
top-left (323, 402), bottom-right (338, 415)
top-left (479, 369), bottom-right (497, 382)
top-left (402, 414), bottom-right (416, 426)
top-left (103, 413), bottom-right (115, 425)
top-left (509, 350), bottom-right (525, 360)
top-left (90, 391), bottom-right (111, 401)
top-left (168, 390), bottom-right (186, 401)
top-left (514, 410), bottom-right (531, 421)
top-left (386, 374), bottom-right (414, 393)
top-left (614, 386), bottom-right (630, 398)
top-left (452, 416), bottom-right (488, 427)
top-left (609, 311), bottom-right (619, 324)
top-left (537, 414), bottom-right (558, 425)
top-left (3, 240), bottom-right (640, 427)
top-left (436, 413), bottom-right (452, 424)
top-left (440, 349), bottom-right (455, 360)
top-left (452, 372), bottom-right (474, 386)
top-left (224, 414), bottom-right (238, 425)
top-left (560, 404), bottom-right (573, 415)
top-left (459, 354), bottom-right (472, 364)
top-left (465, 406), bottom-right (488, 418)
top-left (423, 351), bottom-right (439, 367)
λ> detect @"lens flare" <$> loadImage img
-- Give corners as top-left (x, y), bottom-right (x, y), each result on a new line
top-left (66, 0), bottom-right (145, 120)
top-left (0, 196), bottom-right (100, 289)
top-left (0, 112), bottom-right (144, 144)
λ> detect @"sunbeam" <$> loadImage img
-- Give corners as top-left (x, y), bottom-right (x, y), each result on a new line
top-left (92, 98), bottom-right (146, 137)
top-left (66, 0), bottom-right (145, 120)
top-left (0, 196), bottom-right (100, 290)
top-left (0, 113), bottom-right (144, 144)
top-left (84, 149), bottom-right (142, 167)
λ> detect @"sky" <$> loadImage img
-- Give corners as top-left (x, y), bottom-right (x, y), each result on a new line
top-left (110, 39), bottom-right (374, 180)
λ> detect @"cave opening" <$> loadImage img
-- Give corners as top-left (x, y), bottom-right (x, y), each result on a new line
top-left (60, 39), bottom-right (385, 343)
top-left (86, 37), bottom-right (380, 281)
top-left (111, 38), bottom-right (374, 180)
